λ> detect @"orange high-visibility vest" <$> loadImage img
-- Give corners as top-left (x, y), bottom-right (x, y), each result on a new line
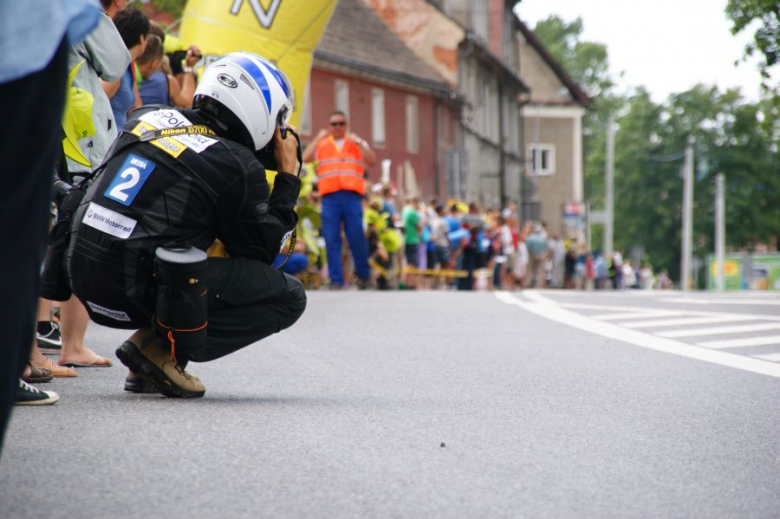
top-left (315, 137), bottom-right (366, 196)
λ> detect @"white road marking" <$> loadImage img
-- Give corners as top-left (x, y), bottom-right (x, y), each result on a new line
top-left (751, 353), bottom-right (780, 362)
top-left (552, 301), bottom-right (780, 321)
top-left (659, 297), bottom-right (780, 306)
top-left (657, 323), bottom-right (780, 338)
top-left (622, 316), bottom-right (756, 328)
top-left (592, 311), bottom-right (680, 321)
top-left (697, 335), bottom-right (780, 349)
top-left (494, 291), bottom-right (780, 379)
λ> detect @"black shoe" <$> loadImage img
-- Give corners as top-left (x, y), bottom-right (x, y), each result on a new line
top-left (124, 371), bottom-right (158, 394)
top-left (37, 321), bottom-right (62, 352)
top-left (16, 379), bottom-right (59, 406)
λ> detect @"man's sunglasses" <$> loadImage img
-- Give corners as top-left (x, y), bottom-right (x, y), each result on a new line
top-left (330, 121), bottom-right (346, 127)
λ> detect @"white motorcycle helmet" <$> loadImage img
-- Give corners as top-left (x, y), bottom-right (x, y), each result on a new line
top-left (193, 52), bottom-right (294, 151)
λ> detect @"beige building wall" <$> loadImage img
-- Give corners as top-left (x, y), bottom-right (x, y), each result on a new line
top-left (517, 33), bottom-right (574, 103)
top-left (516, 28), bottom-right (585, 238)
top-left (522, 105), bottom-right (585, 237)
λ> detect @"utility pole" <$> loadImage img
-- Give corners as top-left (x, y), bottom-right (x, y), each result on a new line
top-left (604, 116), bottom-right (616, 257)
top-left (715, 173), bottom-right (725, 292)
top-left (680, 137), bottom-right (694, 291)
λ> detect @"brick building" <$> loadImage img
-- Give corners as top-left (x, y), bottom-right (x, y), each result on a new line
top-left (300, 0), bottom-right (460, 199)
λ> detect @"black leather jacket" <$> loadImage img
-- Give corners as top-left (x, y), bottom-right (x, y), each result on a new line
top-left (66, 106), bottom-right (300, 326)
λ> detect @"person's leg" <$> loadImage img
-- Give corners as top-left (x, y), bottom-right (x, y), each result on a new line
top-left (185, 257), bottom-right (307, 362)
top-left (58, 295), bottom-right (111, 366)
top-left (342, 193), bottom-right (370, 281)
top-left (458, 249), bottom-right (474, 290)
top-left (0, 39), bottom-right (69, 449)
top-left (321, 193), bottom-right (345, 287)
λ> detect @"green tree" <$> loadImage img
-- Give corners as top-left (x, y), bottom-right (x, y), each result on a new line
top-left (726, 0), bottom-right (780, 83)
top-left (611, 85), bottom-right (780, 281)
top-left (533, 15), bottom-right (780, 283)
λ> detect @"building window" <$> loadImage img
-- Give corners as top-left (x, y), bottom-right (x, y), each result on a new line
top-left (300, 79), bottom-right (312, 136)
top-left (529, 144), bottom-right (555, 176)
top-left (406, 95), bottom-right (419, 154)
top-left (371, 88), bottom-right (385, 147)
top-left (335, 79), bottom-right (349, 117)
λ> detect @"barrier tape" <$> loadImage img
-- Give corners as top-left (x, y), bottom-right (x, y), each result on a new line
top-left (400, 267), bottom-right (494, 278)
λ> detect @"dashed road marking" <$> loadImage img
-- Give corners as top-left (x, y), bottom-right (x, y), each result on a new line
top-left (697, 335), bottom-right (780, 349)
top-left (621, 315), bottom-right (756, 328)
top-left (659, 297), bottom-right (780, 306)
top-left (495, 291), bottom-right (780, 379)
top-left (592, 311), bottom-right (679, 321)
top-left (657, 323), bottom-right (780, 338)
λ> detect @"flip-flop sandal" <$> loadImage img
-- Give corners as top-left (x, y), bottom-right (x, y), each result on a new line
top-left (61, 355), bottom-right (113, 368)
top-left (22, 363), bottom-right (53, 384)
top-left (36, 358), bottom-right (78, 378)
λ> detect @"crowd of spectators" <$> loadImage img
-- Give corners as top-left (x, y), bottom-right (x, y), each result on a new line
top-left (287, 190), bottom-right (673, 292)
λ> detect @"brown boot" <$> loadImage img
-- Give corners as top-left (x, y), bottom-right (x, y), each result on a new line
top-left (116, 328), bottom-right (205, 398)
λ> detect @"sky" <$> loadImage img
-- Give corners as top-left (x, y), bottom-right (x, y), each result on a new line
top-left (513, 0), bottom-right (769, 103)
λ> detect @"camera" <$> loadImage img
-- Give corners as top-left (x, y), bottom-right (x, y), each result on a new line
top-left (254, 126), bottom-right (302, 176)
top-left (167, 50), bottom-right (202, 75)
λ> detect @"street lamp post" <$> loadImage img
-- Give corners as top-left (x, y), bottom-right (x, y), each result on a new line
top-left (680, 138), bottom-right (694, 291)
top-left (604, 116), bottom-right (616, 258)
top-left (715, 173), bottom-right (725, 292)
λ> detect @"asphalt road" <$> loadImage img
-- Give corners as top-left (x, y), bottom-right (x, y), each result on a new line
top-left (2, 290), bottom-right (779, 519)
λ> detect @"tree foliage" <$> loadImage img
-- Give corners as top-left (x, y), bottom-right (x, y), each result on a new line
top-left (726, 0), bottom-right (780, 82)
top-left (533, 15), bottom-right (780, 282)
top-left (148, 0), bottom-right (185, 21)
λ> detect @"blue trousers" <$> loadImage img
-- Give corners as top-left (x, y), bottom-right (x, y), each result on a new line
top-left (321, 191), bottom-right (370, 285)
top-left (273, 252), bottom-right (309, 275)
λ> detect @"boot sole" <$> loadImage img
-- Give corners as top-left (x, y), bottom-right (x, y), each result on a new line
top-left (124, 376), bottom-right (159, 394)
top-left (116, 342), bottom-right (205, 399)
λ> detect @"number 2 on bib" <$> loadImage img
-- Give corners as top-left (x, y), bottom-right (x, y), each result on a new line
top-left (104, 153), bottom-right (157, 206)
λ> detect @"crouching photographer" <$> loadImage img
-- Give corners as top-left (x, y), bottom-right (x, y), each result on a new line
top-left (53, 52), bottom-right (306, 398)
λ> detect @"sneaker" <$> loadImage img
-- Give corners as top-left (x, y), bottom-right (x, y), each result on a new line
top-left (116, 329), bottom-right (205, 399)
top-left (16, 379), bottom-right (59, 406)
top-left (124, 371), bottom-right (158, 394)
top-left (37, 321), bottom-right (62, 351)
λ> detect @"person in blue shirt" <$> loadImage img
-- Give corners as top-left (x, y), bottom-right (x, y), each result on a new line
top-left (0, 0), bottom-right (101, 443)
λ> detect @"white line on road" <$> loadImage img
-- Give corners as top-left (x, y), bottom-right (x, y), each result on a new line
top-left (494, 291), bottom-right (780, 379)
top-left (656, 323), bottom-right (780, 338)
top-left (697, 335), bottom-right (780, 349)
top-left (550, 300), bottom-right (780, 321)
top-left (592, 312), bottom-right (681, 321)
top-left (751, 353), bottom-right (780, 362)
top-left (621, 316), bottom-right (756, 328)
top-left (658, 298), bottom-right (780, 306)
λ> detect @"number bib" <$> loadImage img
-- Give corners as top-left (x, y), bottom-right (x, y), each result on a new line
top-left (104, 153), bottom-right (156, 206)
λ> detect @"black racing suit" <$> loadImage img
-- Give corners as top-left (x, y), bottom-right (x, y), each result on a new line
top-left (66, 105), bottom-right (306, 362)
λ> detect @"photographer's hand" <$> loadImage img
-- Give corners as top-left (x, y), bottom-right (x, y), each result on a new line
top-left (185, 45), bottom-right (202, 68)
top-left (273, 126), bottom-right (299, 175)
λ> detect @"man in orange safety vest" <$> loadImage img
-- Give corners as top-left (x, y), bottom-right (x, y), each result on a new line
top-left (303, 110), bottom-right (376, 288)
